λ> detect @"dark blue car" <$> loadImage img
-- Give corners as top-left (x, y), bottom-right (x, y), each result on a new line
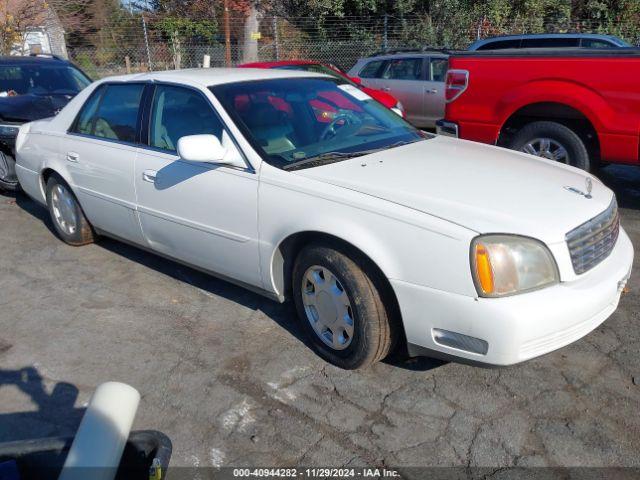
top-left (0, 55), bottom-right (91, 191)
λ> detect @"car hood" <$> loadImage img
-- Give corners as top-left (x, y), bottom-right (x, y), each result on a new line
top-left (0, 93), bottom-right (74, 123)
top-left (293, 136), bottom-right (614, 243)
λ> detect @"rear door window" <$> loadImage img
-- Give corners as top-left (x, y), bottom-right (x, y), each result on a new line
top-left (381, 58), bottom-right (423, 80)
top-left (522, 37), bottom-right (579, 48)
top-left (81, 84), bottom-right (144, 143)
top-left (477, 39), bottom-right (521, 50)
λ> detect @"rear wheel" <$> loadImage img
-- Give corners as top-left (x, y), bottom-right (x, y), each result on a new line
top-left (292, 243), bottom-right (396, 369)
top-left (508, 121), bottom-right (590, 171)
top-left (0, 151), bottom-right (20, 191)
top-left (45, 174), bottom-right (95, 246)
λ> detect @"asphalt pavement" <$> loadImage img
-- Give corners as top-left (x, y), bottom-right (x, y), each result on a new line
top-left (0, 165), bottom-right (638, 475)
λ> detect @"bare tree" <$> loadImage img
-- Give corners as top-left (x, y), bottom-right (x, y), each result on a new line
top-left (0, 0), bottom-right (93, 55)
top-left (48, 0), bottom-right (94, 39)
top-left (0, 0), bottom-right (45, 55)
top-left (139, 0), bottom-right (219, 69)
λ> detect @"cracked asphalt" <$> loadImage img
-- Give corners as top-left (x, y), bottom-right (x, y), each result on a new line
top-left (0, 165), bottom-right (639, 475)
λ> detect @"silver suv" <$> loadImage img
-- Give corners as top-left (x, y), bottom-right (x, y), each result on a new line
top-left (348, 50), bottom-right (448, 128)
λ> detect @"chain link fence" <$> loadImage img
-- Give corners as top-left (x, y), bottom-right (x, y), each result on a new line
top-left (67, 14), bottom-right (640, 79)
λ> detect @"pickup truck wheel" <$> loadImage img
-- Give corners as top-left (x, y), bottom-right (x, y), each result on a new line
top-left (293, 243), bottom-right (395, 369)
top-left (45, 174), bottom-right (95, 246)
top-left (0, 152), bottom-right (20, 191)
top-left (509, 121), bottom-right (590, 171)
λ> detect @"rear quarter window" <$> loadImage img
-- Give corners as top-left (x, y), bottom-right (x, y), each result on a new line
top-left (72, 85), bottom-right (105, 135)
top-left (430, 58), bottom-right (448, 82)
top-left (580, 38), bottom-right (616, 48)
top-left (522, 37), bottom-right (579, 48)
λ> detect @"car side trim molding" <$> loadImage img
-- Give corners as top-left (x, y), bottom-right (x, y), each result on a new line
top-left (76, 186), bottom-right (137, 210)
top-left (260, 176), bottom-right (472, 239)
top-left (137, 205), bottom-right (251, 243)
top-left (94, 227), bottom-right (281, 302)
top-left (76, 185), bottom-right (250, 243)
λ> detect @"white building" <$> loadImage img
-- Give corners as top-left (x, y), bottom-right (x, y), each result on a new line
top-left (13, 7), bottom-right (68, 58)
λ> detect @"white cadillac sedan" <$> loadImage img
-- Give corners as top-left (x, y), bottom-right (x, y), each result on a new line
top-left (15, 68), bottom-right (633, 369)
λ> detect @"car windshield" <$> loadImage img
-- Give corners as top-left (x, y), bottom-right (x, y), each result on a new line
top-left (211, 78), bottom-right (429, 170)
top-left (0, 64), bottom-right (91, 96)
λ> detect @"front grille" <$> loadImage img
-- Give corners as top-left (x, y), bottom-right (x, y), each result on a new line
top-left (566, 198), bottom-right (620, 275)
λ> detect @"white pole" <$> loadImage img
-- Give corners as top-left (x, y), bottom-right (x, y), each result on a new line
top-left (59, 382), bottom-right (140, 480)
top-left (203, 54), bottom-right (211, 68)
top-left (142, 14), bottom-right (153, 71)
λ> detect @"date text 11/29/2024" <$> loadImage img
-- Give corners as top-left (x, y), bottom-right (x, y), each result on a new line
top-left (232, 467), bottom-right (400, 478)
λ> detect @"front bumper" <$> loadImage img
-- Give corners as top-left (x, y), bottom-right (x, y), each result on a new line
top-left (392, 228), bottom-right (634, 366)
top-left (435, 119), bottom-right (458, 138)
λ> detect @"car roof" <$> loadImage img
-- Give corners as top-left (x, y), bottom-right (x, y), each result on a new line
top-left (99, 67), bottom-right (329, 87)
top-left (469, 33), bottom-right (629, 49)
top-left (0, 55), bottom-right (71, 66)
top-left (362, 49), bottom-right (450, 61)
top-left (238, 60), bottom-right (320, 68)
top-left (475, 33), bottom-right (622, 40)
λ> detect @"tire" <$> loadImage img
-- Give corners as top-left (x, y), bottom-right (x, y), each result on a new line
top-left (508, 121), bottom-right (591, 171)
top-left (45, 174), bottom-right (95, 246)
top-left (292, 242), bottom-right (397, 369)
top-left (0, 151), bottom-right (21, 192)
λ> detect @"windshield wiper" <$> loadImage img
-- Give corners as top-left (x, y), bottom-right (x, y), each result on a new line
top-left (283, 151), bottom-right (368, 171)
top-left (283, 139), bottom-right (420, 171)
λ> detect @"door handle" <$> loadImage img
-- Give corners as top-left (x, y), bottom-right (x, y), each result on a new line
top-left (66, 152), bottom-right (79, 163)
top-left (142, 170), bottom-right (157, 183)
top-left (381, 87), bottom-right (391, 92)
top-left (426, 88), bottom-right (438, 94)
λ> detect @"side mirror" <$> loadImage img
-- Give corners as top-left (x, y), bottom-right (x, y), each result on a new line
top-left (177, 134), bottom-right (228, 164)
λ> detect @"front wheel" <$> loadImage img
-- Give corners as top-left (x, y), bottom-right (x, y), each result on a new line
top-left (45, 174), bottom-right (95, 246)
top-left (508, 121), bottom-right (591, 171)
top-left (292, 243), bottom-right (396, 369)
top-left (0, 151), bottom-right (20, 191)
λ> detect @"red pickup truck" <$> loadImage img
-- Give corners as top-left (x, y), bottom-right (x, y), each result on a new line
top-left (436, 49), bottom-right (640, 171)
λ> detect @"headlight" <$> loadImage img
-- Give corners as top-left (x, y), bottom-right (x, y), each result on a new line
top-left (0, 124), bottom-right (19, 137)
top-left (391, 101), bottom-right (404, 117)
top-left (471, 235), bottom-right (559, 297)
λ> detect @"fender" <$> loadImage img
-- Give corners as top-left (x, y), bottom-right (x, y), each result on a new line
top-left (495, 79), bottom-right (614, 139)
top-left (267, 221), bottom-right (403, 300)
top-left (38, 137), bottom-right (75, 202)
top-left (258, 175), bottom-right (477, 301)
top-left (15, 127), bottom-right (68, 205)
top-left (40, 165), bottom-right (75, 199)
top-left (494, 79), bottom-right (639, 162)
